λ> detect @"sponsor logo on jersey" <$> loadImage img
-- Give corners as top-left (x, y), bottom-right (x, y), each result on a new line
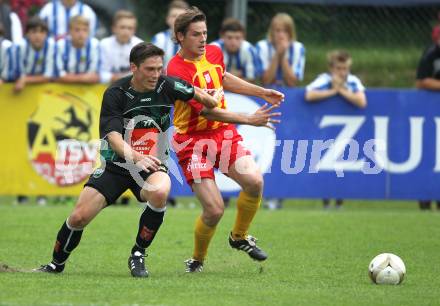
top-left (92, 168), bottom-right (105, 178)
top-left (203, 72), bottom-right (211, 83)
top-left (186, 154), bottom-right (207, 171)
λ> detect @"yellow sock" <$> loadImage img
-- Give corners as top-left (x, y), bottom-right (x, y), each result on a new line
top-left (232, 191), bottom-right (262, 240)
top-left (193, 216), bottom-right (216, 262)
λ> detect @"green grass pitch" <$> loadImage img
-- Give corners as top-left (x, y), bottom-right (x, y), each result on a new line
top-left (1, 199), bottom-right (440, 306)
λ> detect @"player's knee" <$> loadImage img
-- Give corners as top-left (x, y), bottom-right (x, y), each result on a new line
top-left (204, 206), bottom-right (224, 224)
top-left (243, 173), bottom-right (264, 197)
top-left (68, 210), bottom-right (89, 228)
top-left (146, 187), bottom-right (170, 208)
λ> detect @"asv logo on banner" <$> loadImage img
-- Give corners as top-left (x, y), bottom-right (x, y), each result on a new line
top-left (27, 91), bottom-right (100, 186)
top-left (214, 93), bottom-right (277, 192)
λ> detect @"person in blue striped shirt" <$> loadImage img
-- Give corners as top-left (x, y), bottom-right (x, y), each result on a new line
top-left (256, 13), bottom-right (305, 87)
top-left (54, 15), bottom-right (100, 84)
top-left (0, 23), bottom-right (13, 84)
top-left (14, 17), bottom-right (56, 92)
top-left (210, 18), bottom-right (260, 82)
top-left (151, 0), bottom-right (189, 69)
top-left (257, 13), bottom-right (306, 209)
top-left (306, 50), bottom-right (367, 210)
top-left (39, 0), bottom-right (97, 41)
top-left (305, 50), bottom-right (366, 108)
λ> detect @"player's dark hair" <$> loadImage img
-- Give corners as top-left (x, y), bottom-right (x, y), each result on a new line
top-left (25, 16), bottom-right (49, 34)
top-left (130, 42), bottom-right (164, 66)
top-left (173, 6), bottom-right (206, 44)
top-left (220, 18), bottom-right (245, 35)
top-left (0, 22), bottom-right (4, 37)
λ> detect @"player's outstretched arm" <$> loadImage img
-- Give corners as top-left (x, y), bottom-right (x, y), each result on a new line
top-left (107, 131), bottom-right (161, 173)
top-left (200, 103), bottom-right (281, 130)
top-left (193, 86), bottom-right (219, 109)
top-left (222, 72), bottom-right (284, 106)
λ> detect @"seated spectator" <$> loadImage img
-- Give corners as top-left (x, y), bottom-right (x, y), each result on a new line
top-left (305, 50), bottom-right (367, 209)
top-left (99, 10), bottom-right (142, 84)
top-left (39, 0), bottom-right (97, 40)
top-left (0, 0), bottom-right (23, 43)
top-left (14, 17), bottom-right (56, 92)
top-left (415, 25), bottom-right (440, 210)
top-left (257, 13), bottom-right (305, 209)
top-left (211, 17), bottom-right (259, 82)
top-left (54, 15), bottom-right (100, 84)
top-left (305, 50), bottom-right (366, 108)
top-left (256, 13), bottom-right (305, 87)
top-left (0, 22), bottom-right (13, 83)
top-left (151, 0), bottom-right (188, 69)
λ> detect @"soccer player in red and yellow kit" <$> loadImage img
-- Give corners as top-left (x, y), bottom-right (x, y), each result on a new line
top-left (167, 7), bottom-right (285, 272)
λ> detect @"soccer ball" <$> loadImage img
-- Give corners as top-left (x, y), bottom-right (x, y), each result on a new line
top-left (368, 253), bottom-right (406, 285)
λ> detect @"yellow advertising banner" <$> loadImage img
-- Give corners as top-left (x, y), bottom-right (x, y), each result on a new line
top-left (0, 83), bottom-right (106, 195)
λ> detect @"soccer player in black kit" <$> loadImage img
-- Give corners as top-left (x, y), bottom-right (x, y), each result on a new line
top-left (35, 42), bottom-right (280, 277)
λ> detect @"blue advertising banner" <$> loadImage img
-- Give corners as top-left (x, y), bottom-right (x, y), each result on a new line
top-left (169, 89), bottom-right (440, 200)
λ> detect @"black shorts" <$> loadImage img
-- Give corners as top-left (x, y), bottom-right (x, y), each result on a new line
top-left (84, 165), bottom-right (168, 206)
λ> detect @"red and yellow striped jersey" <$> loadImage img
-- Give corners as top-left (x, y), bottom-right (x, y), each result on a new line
top-left (167, 45), bottom-right (228, 134)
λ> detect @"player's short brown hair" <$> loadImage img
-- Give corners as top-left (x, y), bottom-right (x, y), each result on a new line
top-left (327, 50), bottom-right (352, 67)
top-left (69, 15), bottom-right (89, 29)
top-left (220, 18), bottom-right (245, 35)
top-left (112, 10), bottom-right (136, 26)
top-left (173, 6), bottom-right (206, 44)
top-left (130, 42), bottom-right (164, 67)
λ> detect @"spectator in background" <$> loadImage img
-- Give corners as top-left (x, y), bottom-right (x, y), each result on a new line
top-left (211, 18), bottom-right (260, 82)
top-left (305, 50), bottom-right (366, 209)
top-left (151, 0), bottom-right (188, 69)
top-left (13, 17), bottom-right (55, 206)
top-left (99, 10), bottom-right (142, 84)
top-left (416, 26), bottom-right (440, 91)
top-left (0, 0), bottom-right (23, 43)
top-left (14, 17), bottom-right (56, 92)
top-left (256, 13), bottom-right (305, 87)
top-left (415, 24), bottom-right (440, 211)
top-left (54, 15), bottom-right (100, 84)
top-left (0, 22), bottom-right (14, 83)
top-left (256, 13), bottom-right (305, 209)
top-left (39, 0), bottom-right (97, 40)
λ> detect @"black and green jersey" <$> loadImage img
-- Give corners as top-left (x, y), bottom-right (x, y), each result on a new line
top-left (99, 75), bottom-right (195, 174)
